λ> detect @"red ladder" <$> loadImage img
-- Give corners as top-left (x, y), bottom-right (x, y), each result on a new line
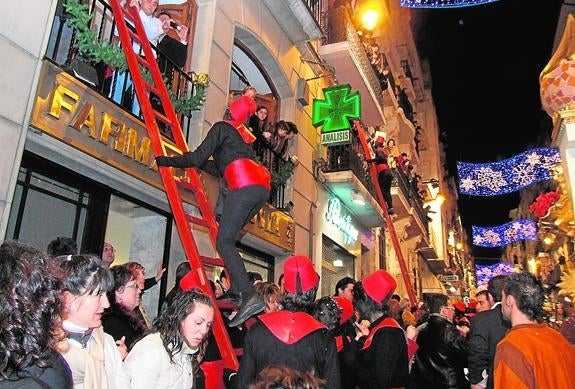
top-left (108, 0), bottom-right (238, 370)
top-left (354, 121), bottom-right (418, 306)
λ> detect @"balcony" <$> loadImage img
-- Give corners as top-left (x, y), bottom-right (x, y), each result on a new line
top-left (392, 167), bottom-right (429, 238)
top-left (43, 0), bottom-right (288, 209)
top-left (316, 129), bottom-right (384, 228)
top-left (319, 6), bottom-right (385, 128)
top-left (262, 0), bottom-right (325, 43)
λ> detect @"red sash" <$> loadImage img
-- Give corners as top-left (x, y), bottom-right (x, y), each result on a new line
top-left (376, 163), bottom-right (390, 173)
top-left (362, 317), bottom-right (401, 350)
top-left (226, 120), bottom-right (256, 144)
top-left (223, 158), bottom-right (271, 191)
top-left (259, 311), bottom-right (325, 344)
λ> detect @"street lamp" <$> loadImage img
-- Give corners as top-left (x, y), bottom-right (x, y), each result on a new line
top-left (356, 1), bottom-right (384, 32)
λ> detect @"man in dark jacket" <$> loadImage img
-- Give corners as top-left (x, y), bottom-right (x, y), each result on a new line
top-left (232, 255), bottom-right (341, 389)
top-left (468, 275), bottom-right (510, 389)
top-left (410, 294), bottom-right (469, 389)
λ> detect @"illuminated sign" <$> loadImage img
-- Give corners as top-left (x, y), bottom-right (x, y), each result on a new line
top-left (312, 84), bottom-right (360, 132)
top-left (321, 130), bottom-right (350, 145)
top-left (325, 197), bottom-right (359, 244)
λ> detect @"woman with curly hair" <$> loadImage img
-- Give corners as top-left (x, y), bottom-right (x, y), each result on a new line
top-left (0, 240), bottom-right (72, 388)
top-left (124, 288), bottom-right (214, 388)
top-left (55, 254), bottom-right (129, 388)
top-left (102, 264), bottom-right (147, 353)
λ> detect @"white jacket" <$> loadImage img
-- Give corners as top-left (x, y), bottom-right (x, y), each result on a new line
top-left (124, 332), bottom-right (197, 389)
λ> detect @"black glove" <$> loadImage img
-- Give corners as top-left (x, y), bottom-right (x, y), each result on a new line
top-left (155, 152), bottom-right (193, 168)
top-left (155, 155), bottom-right (174, 167)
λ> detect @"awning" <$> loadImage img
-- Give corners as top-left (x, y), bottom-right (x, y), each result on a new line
top-left (417, 246), bottom-right (447, 274)
top-left (418, 256), bottom-right (446, 294)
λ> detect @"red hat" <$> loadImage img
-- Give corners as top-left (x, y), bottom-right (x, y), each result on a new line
top-left (375, 136), bottom-right (385, 145)
top-left (362, 270), bottom-right (396, 304)
top-left (283, 255), bottom-right (319, 293)
top-left (454, 301), bottom-right (467, 313)
top-left (468, 299), bottom-right (477, 310)
top-left (228, 95), bottom-right (256, 123)
top-left (333, 296), bottom-right (354, 324)
top-left (179, 271), bottom-right (196, 292)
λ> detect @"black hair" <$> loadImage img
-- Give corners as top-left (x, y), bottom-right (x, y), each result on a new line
top-left (352, 280), bottom-right (389, 322)
top-left (46, 237), bottom-right (78, 256)
top-left (175, 261), bottom-right (191, 287)
top-left (312, 296), bottom-right (341, 333)
top-left (55, 254), bottom-right (113, 296)
top-left (281, 286), bottom-right (318, 313)
top-left (105, 265), bottom-right (147, 343)
top-left (488, 274), bottom-right (508, 303)
top-left (334, 276), bottom-right (355, 296)
top-left (248, 271), bottom-right (263, 284)
top-left (426, 294), bottom-right (449, 314)
top-left (503, 272), bottom-right (544, 323)
top-left (0, 241), bottom-right (64, 378)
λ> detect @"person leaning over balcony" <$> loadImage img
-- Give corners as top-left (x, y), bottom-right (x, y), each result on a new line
top-left (155, 11), bottom-right (189, 82)
top-left (155, 95), bottom-right (269, 328)
top-left (365, 136), bottom-right (394, 215)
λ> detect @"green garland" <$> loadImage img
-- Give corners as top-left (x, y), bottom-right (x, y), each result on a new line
top-left (64, 0), bottom-right (127, 71)
top-left (272, 160), bottom-right (295, 186)
top-left (63, 0), bottom-right (208, 116)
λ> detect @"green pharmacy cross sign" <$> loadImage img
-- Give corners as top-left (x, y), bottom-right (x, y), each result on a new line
top-left (312, 84), bottom-right (361, 133)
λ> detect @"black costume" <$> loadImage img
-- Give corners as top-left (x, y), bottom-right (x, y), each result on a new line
top-left (156, 106), bottom-right (270, 298)
top-left (235, 310), bottom-right (341, 388)
top-left (367, 147), bottom-right (394, 214)
top-left (344, 316), bottom-right (408, 389)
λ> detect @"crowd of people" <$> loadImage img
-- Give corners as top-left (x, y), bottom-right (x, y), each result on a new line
top-left (2, 233), bottom-right (575, 389)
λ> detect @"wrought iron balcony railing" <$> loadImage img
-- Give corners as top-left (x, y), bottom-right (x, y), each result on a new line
top-left (321, 128), bottom-right (428, 231)
top-left (324, 6), bottom-right (385, 108)
top-left (46, 0), bottom-right (199, 139)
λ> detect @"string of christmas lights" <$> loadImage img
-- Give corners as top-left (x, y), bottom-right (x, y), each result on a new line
top-left (472, 219), bottom-right (538, 248)
top-left (475, 262), bottom-right (514, 287)
top-left (400, 0), bottom-right (500, 8)
top-left (457, 147), bottom-right (560, 196)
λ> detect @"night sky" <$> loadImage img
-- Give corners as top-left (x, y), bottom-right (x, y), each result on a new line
top-left (409, 0), bottom-right (564, 262)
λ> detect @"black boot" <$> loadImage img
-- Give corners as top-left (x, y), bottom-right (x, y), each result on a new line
top-left (217, 291), bottom-right (242, 307)
top-left (228, 290), bottom-right (265, 327)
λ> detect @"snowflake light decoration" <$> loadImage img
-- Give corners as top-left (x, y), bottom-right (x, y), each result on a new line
top-left (456, 147), bottom-right (560, 196)
top-left (475, 262), bottom-right (514, 288)
top-left (400, 0), bottom-right (500, 8)
top-left (472, 219), bottom-right (539, 248)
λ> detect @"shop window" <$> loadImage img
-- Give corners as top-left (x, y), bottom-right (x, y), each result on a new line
top-left (104, 195), bottom-right (168, 317)
top-left (321, 235), bottom-right (355, 296)
top-left (6, 165), bottom-right (89, 252)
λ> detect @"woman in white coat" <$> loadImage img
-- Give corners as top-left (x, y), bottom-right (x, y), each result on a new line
top-left (124, 288), bottom-right (214, 388)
